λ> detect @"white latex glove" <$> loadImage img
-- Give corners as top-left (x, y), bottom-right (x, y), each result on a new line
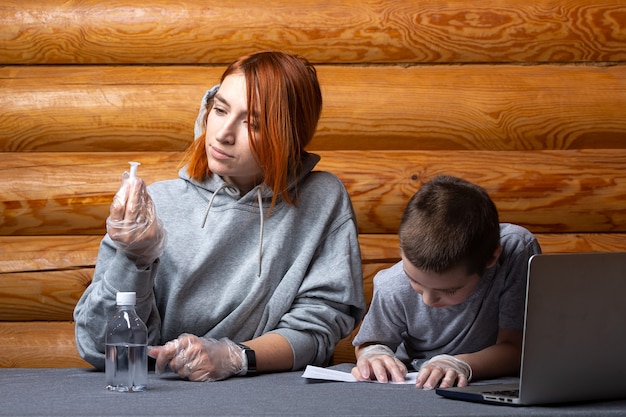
top-left (416, 354), bottom-right (472, 390)
top-left (106, 168), bottom-right (166, 268)
top-left (351, 344), bottom-right (407, 383)
top-left (148, 334), bottom-right (245, 382)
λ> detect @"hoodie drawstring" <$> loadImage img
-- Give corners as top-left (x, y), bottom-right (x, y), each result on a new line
top-left (256, 188), bottom-right (264, 277)
top-left (201, 183), bottom-right (236, 228)
top-left (201, 184), bottom-right (265, 277)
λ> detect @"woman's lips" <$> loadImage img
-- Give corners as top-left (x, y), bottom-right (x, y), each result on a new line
top-left (210, 145), bottom-right (232, 160)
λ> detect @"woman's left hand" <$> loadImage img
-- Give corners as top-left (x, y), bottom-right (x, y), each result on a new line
top-left (148, 334), bottom-right (245, 382)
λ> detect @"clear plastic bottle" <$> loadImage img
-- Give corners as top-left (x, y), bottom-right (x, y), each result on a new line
top-left (105, 291), bottom-right (148, 392)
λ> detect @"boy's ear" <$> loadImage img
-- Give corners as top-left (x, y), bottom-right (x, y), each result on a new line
top-left (485, 245), bottom-right (503, 268)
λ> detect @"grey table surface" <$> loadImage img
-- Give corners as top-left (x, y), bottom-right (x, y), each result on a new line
top-left (1, 364), bottom-right (625, 417)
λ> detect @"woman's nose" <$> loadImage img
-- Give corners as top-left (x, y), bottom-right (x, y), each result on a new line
top-left (215, 120), bottom-right (236, 144)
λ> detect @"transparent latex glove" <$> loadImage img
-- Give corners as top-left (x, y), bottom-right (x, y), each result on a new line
top-left (416, 354), bottom-right (472, 390)
top-left (351, 344), bottom-right (407, 383)
top-left (148, 334), bottom-right (245, 382)
top-left (106, 164), bottom-right (166, 268)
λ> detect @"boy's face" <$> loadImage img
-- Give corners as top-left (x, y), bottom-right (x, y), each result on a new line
top-left (401, 254), bottom-right (481, 308)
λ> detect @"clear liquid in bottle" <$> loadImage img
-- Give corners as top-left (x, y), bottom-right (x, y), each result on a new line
top-left (105, 292), bottom-right (148, 392)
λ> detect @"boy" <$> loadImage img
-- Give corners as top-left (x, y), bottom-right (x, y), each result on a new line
top-left (351, 175), bottom-right (541, 389)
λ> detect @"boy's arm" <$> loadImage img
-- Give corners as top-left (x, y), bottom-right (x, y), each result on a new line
top-left (415, 328), bottom-right (523, 389)
top-left (457, 327), bottom-right (523, 380)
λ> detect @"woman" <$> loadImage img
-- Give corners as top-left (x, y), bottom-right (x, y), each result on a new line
top-left (74, 51), bottom-right (365, 381)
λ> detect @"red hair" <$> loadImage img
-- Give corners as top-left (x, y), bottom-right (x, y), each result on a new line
top-left (183, 51), bottom-right (323, 211)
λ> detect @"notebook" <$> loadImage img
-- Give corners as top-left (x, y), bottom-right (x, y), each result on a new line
top-left (436, 252), bottom-right (626, 406)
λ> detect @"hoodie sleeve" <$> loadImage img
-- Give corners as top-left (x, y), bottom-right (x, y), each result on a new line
top-left (73, 235), bottom-right (162, 370)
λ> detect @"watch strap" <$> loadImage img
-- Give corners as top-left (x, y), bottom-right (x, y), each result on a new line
top-left (236, 343), bottom-right (256, 376)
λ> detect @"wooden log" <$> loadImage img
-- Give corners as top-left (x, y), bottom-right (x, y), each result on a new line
top-left (2, 233), bottom-right (625, 320)
top-left (2, 233), bottom-right (624, 273)
top-left (0, 322), bottom-right (90, 368)
top-left (0, 235), bottom-right (101, 273)
top-left (2, 150), bottom-right (626, 235)
top-left (2, 231), bottom-right (625, 366)
top-left (0, 319), bottom-right (350, 367)
top-left (1, 65), bottom-right (626, 152)
top-left (1, 0), bottom-right (624, 65)
top-left (0, 269), bottom-right (92, 321)
top-left (358, 233), bottom-right (626, 263)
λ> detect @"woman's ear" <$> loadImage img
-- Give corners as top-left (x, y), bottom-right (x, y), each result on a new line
top-left (485, 245), bottom-right (503, 268)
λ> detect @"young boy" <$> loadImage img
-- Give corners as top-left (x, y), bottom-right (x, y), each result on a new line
top-left (351, 175), bottom-right (541, 389)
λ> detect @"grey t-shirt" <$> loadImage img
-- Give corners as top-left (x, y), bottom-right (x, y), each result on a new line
top-left (352, 223), bottom-right (541, 366)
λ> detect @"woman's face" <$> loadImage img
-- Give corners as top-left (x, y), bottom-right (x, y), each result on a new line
top-left (205, 73), bottom-right (263, 194)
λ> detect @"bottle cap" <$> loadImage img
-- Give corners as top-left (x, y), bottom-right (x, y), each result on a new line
top-left (116, 292), bottom-right (136, 306)
top-left (128, 161), bottom-right (140, 179)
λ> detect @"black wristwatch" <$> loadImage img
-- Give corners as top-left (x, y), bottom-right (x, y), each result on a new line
top-left (236, 343), bottom-right (257, 376)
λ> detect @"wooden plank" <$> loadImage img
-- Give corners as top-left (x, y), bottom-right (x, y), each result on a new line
top-left (0, 152), bottom-right (181, 235)
top-left (2, 232), bottom-right (625, 366)
top-left (2, 233), bottom-right (625, 320)
top-left (358, 233), bottom-right (626, 263)
top-left (0, 319), bottom-right (351, 367)
top-left (1, 65), bottom-right (626, 152)
top-left (0, 322), bottom-right (90, 368)
top-left (3, 233), bottom-right (626, 274)
top-left (0, 269), bottom-right (92, 321)
top-left (2, 150), bottom-right (626, 235)
top-left (1, 1), bottom-right (624, 65)
top-left (0, 235), bottom-right (101, 273)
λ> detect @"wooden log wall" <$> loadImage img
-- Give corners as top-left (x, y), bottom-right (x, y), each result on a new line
top-left (1, 0), bottom-right (625, 367)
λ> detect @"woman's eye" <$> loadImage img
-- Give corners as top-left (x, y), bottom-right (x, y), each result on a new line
top-left (443, 289), bottom-right (458, 296)
top-left (213, 107), bottom-right (226, 115)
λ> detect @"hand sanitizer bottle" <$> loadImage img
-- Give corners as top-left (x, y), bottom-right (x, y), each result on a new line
top-left (105, 292), bottom-right (148, 392)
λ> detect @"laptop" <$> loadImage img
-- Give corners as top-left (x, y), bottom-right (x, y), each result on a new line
top-left (436, 252), bottom-right (626, 406)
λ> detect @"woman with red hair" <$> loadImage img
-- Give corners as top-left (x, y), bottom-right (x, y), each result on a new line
top-left (74, 51), bottom-right (365, 382)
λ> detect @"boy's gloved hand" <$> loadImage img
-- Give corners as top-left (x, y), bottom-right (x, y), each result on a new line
top-left (416, 354), bottom-right (472, 390)
top-left (148, 334), bottom-right (245, 382)
top-left (351, 344), bottom-right (407, 383)
top-left (106, 170), bottom-right (167, 268)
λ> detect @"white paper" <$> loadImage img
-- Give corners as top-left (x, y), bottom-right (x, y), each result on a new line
top-left (301, 365), bottom-right (418, 384)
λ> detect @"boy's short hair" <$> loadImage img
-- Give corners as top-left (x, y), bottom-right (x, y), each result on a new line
top-left (399, 175), bottom-right (500, 276)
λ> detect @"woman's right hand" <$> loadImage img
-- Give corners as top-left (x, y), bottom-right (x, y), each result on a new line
top-left (106, 171), bottom-right (166, 267)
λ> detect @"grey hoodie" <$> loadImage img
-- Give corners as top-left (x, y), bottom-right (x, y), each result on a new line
top-left (74, 152), bottom-right (365, 371)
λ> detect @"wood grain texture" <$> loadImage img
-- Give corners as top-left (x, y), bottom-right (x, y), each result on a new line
top-left (2, 65), bottom-right (626, 152)
top-left (0, 269), bottom-right (92, 321)
top-left (358, 233), bottom-right (626, 263)
top-left (2, 0), bottom-right (624, 64)
top-left (0, 322), bottom-right (90, 368)
top-left (2, 229), bottom-right (625, 365)
top-left (0, 235), bottom-right (101, 273)
top-left (2, 233), bottom-right (625, 321)
top-left (2, 150), bottom-right (625, 235)
top-left (3, 0), bottom-right (626, 369)
top-left (0, 225), bottom-right (623, 367)
top-left (2, 233), bottom-right (624, 273)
